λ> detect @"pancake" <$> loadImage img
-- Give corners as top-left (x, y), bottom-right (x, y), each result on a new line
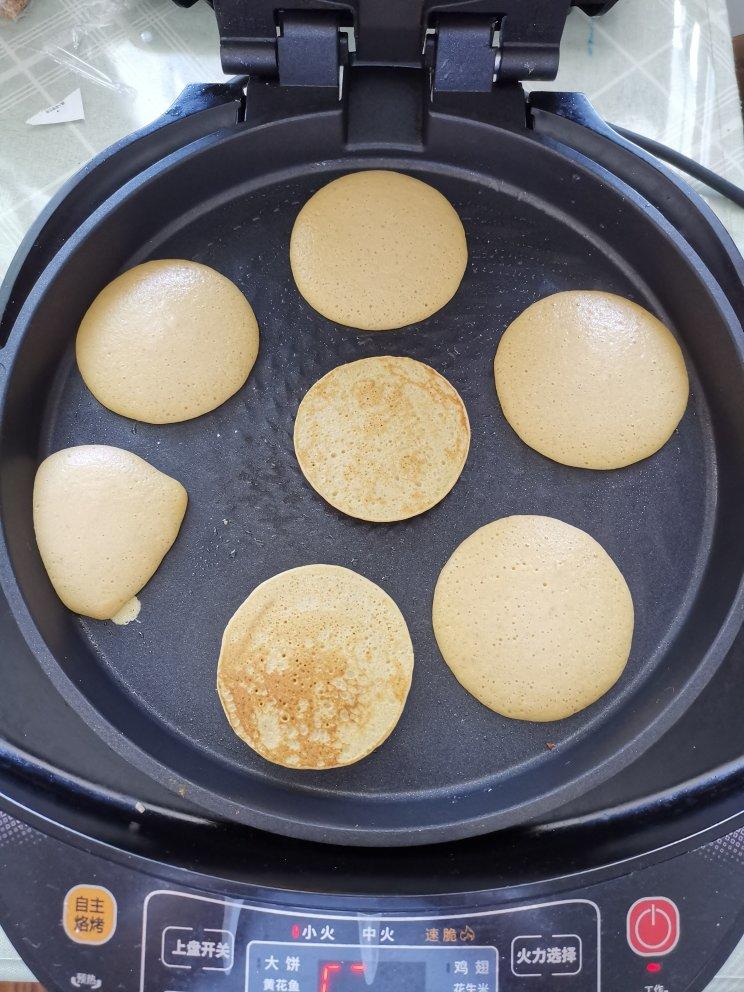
top-left (294, 356), bottom-right (470, 522)
top-left (289, 170), bottom-right (468, 330)
top-left (33, 445), bottom-right (187, 620)
top-left (217, 565), bottom-right (414, 769)
top-left (111, 597), bottom-right (141, 626)
top-left (432, 515), bottom-right (634, 722)
top-left (494, 290), bottom-right (689, 469)
top-left (76, 259), bottom-right (259, 424)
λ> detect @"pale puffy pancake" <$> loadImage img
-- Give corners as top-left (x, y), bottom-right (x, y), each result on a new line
top-left (289, 170), bottom-right (468, 330)
top-left (33, 445), bottom-right (188, 620)
top-left (76, 259), bottom-right (259, 423)
top-left (494, 291), bottom-right (689, 469)
top-left (433, 515), bottom-right (634, 722)
top-left (294, 356), bottom-right (470, 522)
top-left (217, 565), bottom-right (414, 769)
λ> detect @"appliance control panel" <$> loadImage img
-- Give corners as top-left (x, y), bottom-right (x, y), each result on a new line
top-left (1, 808), bottom-right (744, 992)
top-left (142, 889), bottom-right (597, 991)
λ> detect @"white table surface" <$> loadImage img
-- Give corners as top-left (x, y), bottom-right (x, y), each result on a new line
top-left (1, 0), bottom-right (743, 986)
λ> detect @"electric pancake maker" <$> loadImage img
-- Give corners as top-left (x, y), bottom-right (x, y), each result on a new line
top-left (2, 1), bottom-right (744, 990)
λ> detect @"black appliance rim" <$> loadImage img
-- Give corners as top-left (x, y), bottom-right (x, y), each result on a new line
top-left (1, 77), bottom-right (743, 849)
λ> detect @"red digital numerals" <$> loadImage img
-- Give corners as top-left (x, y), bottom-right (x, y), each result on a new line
top-left (319, 961), bottom-right (365, 991)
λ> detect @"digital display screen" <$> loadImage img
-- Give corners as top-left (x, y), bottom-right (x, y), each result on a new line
top-left (246, 938), bottom-right (498, 992)
top-left (319, 960), bottom-right (426, 992)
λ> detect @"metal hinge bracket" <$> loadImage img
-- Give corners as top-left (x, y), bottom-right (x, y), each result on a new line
top-left (277, 12), bottom-right (347, 88)
top-left (211, 1), bottom-right (594, 93)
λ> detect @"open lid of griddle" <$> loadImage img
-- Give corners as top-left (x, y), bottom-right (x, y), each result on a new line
top-left (173, 0), bottom-right (620, 90)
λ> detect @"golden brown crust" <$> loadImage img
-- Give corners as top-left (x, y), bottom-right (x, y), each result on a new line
top-left (294, 356), bottom-right (470, 522)
top-left (217, 565), bottom-right (414, 769)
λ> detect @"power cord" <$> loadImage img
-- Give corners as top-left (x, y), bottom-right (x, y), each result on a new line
top-left (611, 124), bottom-right (744, 209)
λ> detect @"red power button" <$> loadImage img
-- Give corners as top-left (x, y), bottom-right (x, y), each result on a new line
top-left (627, 897), bottom-right (680, 957)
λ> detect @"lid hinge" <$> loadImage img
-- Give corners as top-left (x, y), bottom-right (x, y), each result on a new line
top-left (277, 12), bottom-right (347, 87)
top-left (211, 1), bottom-right (582, 92)
top-left (426, 3), bottom-right (572, 94)
top-left (496, 1), bottom-right (573, 82)
top-left (427, 16), bottom-right (496, 93)
top-left (216, 6), bottom-right (347, 87)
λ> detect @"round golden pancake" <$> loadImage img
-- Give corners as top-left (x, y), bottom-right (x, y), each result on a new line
top-left (33, 445), bottom-right (188, 620)
top-left (294, 356), bottom-right (470, 522)
top-left (76, 259), bottom-right (259, 423)
top-left (217, 565), bottom-right (414, 769)
top-left (494, 291), bottom-right (689, 469)
top-left (433, 515), bottom-right (634, 722)
top-left (289, 170), bottom-right (468, 330)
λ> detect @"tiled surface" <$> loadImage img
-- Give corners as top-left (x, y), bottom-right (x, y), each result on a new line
top-left (0, 0), bottom-right (743, 987)
top-left (711, 938), bottom-right (744, 990)
top-left (0, 0), bottom-right (223, 271)
top-left (0, 929), bottom-right (33, 984)
top-left (0, 0), bottom-right (743, 275)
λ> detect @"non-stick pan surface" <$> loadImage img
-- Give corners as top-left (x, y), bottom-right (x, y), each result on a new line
top-left (2, 108), bottom-right (744, 845)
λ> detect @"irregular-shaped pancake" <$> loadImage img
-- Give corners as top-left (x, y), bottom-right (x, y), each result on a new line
top-left (33, 445), bottom-right (187, 620)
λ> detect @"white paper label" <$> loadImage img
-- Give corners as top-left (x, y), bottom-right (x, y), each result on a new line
top-left (26, 88), bottom-right (85, 126)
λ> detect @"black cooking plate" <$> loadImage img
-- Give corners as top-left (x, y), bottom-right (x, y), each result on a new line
top-left (1, 69), bottom-right (743, 847)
